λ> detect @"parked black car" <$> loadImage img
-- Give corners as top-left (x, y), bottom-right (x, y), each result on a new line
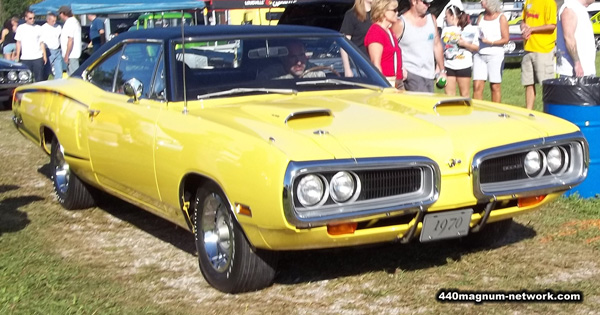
top-left (0, 59), bottom-right (32, 109)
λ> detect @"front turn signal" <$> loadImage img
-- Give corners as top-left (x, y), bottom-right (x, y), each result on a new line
top-left (327, 222), bottom-right (358, 235)
top-left (518, 195), bottom-right (546, 208)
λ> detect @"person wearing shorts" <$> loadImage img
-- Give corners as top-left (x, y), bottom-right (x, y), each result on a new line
top-left (396, 0), bottom-right (446, 93)
top-left (472, 0), bottom-right (509, 103)
top-left (1, 17), bottom-right (18, 61)
top-left (440, 5), bottom-right (479, 97)
top-left (521, 0), bottom-right (557, 110)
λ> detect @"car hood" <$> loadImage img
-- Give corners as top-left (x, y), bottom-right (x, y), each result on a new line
top-left (187, 89), bottom-right (580, 173)
top-left (0, 58), bottom-right (28, 70)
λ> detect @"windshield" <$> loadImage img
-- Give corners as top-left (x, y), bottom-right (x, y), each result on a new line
top-left (170, 35), bottom-right (389, 101)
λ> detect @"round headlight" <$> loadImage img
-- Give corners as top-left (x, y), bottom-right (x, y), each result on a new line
top-left (18, 70), bottom-right (31, 82)
top-left (524, 150), bottom-right (543, 176)
top-left (330, 171), bottom-right (356, 203)
top-left (547, 146), bottom-right (569, 174)
top-left (504, 41), bottom-right (516, 53)
top-left (296, 174), bottom-right (326, 207)
top-left (7, 71), bottom-right (17, 81)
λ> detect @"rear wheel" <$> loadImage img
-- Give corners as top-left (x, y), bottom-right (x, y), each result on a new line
top-left (50, 138), bottom-right (95, 209)
top-left (193, 183), bottom-right (277, 293)
top-left (459, 219), bottom-right (513, 248)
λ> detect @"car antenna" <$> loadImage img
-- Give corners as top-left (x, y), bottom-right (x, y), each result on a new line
top-left (180, 10), bottom-right (188, 114)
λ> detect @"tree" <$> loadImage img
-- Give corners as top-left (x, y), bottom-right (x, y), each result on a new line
top-left (1, 0), bottom-right (41, 23)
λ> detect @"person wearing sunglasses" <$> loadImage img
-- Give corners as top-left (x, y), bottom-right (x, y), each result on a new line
top-left (394, 0), bottom-right (446, 92)
top-left (365, 0), bottom-right (404, 89)
top-left (14, 11), bottom-right (47, 82)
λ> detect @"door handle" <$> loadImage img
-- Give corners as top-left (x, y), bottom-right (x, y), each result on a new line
top-left (88, 109), bottom-right (101, 121)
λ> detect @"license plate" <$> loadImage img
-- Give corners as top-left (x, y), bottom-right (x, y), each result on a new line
top-left (420, 209), bottom-right (473, 242)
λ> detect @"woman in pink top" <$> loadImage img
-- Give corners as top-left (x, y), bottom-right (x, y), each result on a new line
top-left (364, 0), bottom-right (404, 89)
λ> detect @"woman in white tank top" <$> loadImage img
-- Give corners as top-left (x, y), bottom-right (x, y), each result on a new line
top-left (472, 0), bottom-right (509, 103)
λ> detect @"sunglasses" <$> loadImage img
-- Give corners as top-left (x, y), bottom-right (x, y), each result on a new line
top-left (26, 16), bottom-right (35, 20)
top-left (388, 8), bottom-right (398, 13)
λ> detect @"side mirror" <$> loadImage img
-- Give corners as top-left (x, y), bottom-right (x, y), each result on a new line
top-left (123, 78), bottom-right (143, 102)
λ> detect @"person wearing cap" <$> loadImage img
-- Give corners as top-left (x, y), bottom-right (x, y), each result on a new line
top-left (58, 5), bottom-right (82, 75)
top-left (393, 0), bottom-right (446, 93)
top-left (14, 10), bottom-right (47, 82)
top-left (41, 12), bottom-right (63, 79)
top-left (87, 14), bottom-right (105, 53)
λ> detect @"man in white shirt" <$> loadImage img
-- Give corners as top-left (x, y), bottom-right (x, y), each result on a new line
top-left (14, 10), bottom-right (47, 82)
top-left (41, 12), bottom-right (63, 79)
top-left (58, 6), bottom-right (81, 75)
top-left (556, 0), bottom-right (596, 77)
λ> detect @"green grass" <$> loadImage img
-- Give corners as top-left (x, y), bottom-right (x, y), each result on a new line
top-left (0, 229), bottom-right (163, 314)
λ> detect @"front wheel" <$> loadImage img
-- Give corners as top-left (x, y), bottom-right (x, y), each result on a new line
top-left (193, 183), bottom-right (278, 293)
top-left (50, 138), bottom-right (95, 209)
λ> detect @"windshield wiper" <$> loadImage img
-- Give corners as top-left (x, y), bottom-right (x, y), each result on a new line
top-left (296, 79), bottom-right (384, 92)
top-left (197, 88), bottom-right (298, 100)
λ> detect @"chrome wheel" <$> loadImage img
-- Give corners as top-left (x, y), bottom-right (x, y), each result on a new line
top-left (53, 143), bottom-right (70, 195)
top-left (193, 184), bottom-right (278, 293)
top-left (50, 138), bottom-right (95, 210)
top-left (201, 193), bottom-right (233, 273)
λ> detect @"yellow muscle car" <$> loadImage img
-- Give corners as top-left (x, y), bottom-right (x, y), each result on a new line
top-left (591, 10), bottom-right (600, 50)
top-left (12, 25), bottom-right (588, 293)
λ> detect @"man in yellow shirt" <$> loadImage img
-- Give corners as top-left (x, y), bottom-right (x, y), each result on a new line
top-left (521, 0), bottom-right (557, 110)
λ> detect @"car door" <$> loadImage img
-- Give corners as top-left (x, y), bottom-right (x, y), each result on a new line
top-left (85, 41), bottom-right (166, 211)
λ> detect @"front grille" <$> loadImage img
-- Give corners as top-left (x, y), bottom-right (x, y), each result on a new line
top-left (473, 135), bottom-right (588, 200)
top-left (293, 167), bottom-right (423, 207)
top-left (284, 157), bottom-right (439, 227)
top-left (514, 40), bottom-right (524, 51)
top-left (479, 145), bottom-right (576, 184)
top-left (359, 168), bottom-right (421, 200)
top-left (479, 153), bottom-right (527, 183)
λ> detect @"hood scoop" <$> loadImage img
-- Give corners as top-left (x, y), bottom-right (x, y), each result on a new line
top-left (433, 97), bottom-right (472, 115)
top-left (285, 109), bottom-right (333, 124)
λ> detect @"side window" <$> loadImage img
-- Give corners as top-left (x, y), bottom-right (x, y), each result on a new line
top-left (150, 53), bottom-right (165, 100)
top-left (88, 48), bottom-right (123, 92)
top-left (116, 43), bottom-right (161, 98)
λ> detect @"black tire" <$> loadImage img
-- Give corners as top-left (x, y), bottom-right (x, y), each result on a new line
top-left (459, 219), bottom-right (513, 248)
top-left (193, 183), bottom-right (278, 293)
top-left (50, 138), bottom-right (95, 210)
